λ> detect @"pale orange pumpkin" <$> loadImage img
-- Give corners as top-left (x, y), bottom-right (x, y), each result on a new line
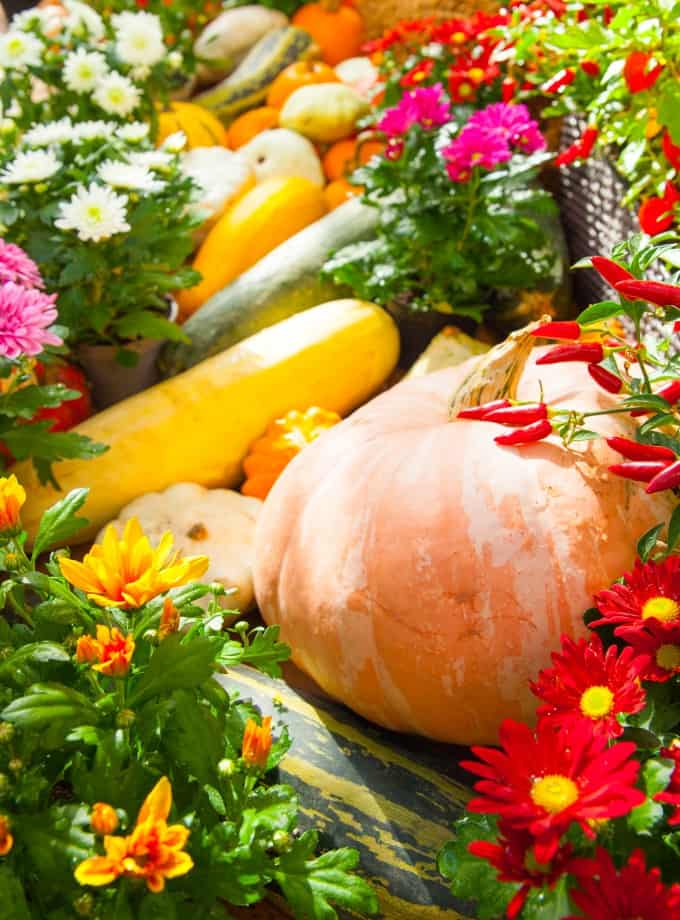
top-left (292, 0), bottom-right (364, 66)
top-left (254, 326), bottom-right (673, 745)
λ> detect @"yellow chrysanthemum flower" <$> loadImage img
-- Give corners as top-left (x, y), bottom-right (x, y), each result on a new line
top-left (0, 475), bottom-right (26, 533)
top-left (59, 517), bottom-right (209, 608)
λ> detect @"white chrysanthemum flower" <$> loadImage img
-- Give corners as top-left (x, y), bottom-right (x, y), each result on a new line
top-left (113, 11), bottom-right (166, 68)
top-left (128, 150), bottom-right (174, 170)
top-left (72, 120), bottom-right (117, 142)
top-left (0, 149), bottom-right (60, 184)
top-left (23, 118), bottom-right (74, 147)
top-left (167, 51), bottom-right (183, 70)
top-left (98, 159), bottom-right (163, 193)
top-left (62, 0), bottom-right (105, 40)
top-left (0, 31), bottom-right (44, 71)
top-left (118, 122), bottom-right (150, 143)
top-left (11, 7), bottom-right (61, 36)
top-left (93, 73), bottom-right (141, 117)
top-left (63, 49), bottom-right (108, 93)
top-left (161, 131), bottom-right (186, 153)
top-left (55, 182), bottom-right (130, 242)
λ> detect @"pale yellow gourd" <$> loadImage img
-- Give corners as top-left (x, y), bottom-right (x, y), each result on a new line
top-left (279, 83), bottom-right (370, 142)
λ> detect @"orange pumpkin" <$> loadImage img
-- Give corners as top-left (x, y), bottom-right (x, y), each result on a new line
top-left (266, 61), bottom-right (340, 109)
top-left (157, 102), bottom-right (228, 149)
top-left (292, 0), bottom-right (364, 67)
top-left (227, 107), bottom-right (280, 149)
top-left (323, 177), bottom-right (363, 210)
top-left (253, 327), bottom-right (673, 745)
top-left (242, 407), bottom-right (341, 500)
top-left (322, 136), bottom-right (384, 180)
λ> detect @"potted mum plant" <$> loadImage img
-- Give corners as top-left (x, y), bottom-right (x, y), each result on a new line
top-left (0, 120), bottom-right (201, 408)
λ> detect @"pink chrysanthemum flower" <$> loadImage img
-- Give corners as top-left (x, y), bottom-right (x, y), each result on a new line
top-left (0, 282), bottom-right (62, 358)
top-left (0, 239), bottom-right (44, 289)
top-left (442, 123), bottom-right (511, 182)
top-left (468, 103), bottom-right (546, 154)
top-left (377, 83), bottom-right (451, 137)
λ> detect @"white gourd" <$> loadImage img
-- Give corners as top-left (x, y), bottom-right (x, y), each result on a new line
top-left (239, 129), bottom-right (324, 187)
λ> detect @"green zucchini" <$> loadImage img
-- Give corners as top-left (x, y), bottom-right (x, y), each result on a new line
top-left (160, 196), bottom-right (380, 377)
top-left (195, 27), bottom-right (315, 123)
top-left (223, 666), bottom-right (474, 920)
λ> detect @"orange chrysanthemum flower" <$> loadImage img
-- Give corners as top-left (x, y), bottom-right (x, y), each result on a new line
top-left (242, 716), bottom-right (273, 769)
top-left (91, 803), bottom-right (119, 836)
top-left (158, 596), bottom-right (180, 640)
top-left (75, 777), bottom-right (193, 894)
top-left (59, 517), bottom-right (209, 609)
top-left (0, 815), bottom-right (13, 856)
top-left (76, 625), bottom-right (135, 678)
top-left (0, 475), bottom-right (25, 533)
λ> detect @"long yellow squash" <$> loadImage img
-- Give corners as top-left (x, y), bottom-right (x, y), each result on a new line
top-left (177, 175), bottom-right (327, 319)
top-left (16, 300), bottom-right (399, 546)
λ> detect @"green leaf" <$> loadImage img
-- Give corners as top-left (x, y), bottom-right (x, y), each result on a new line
top-left (643, 757), bottom-right (675, 797)
top-left (162, 689), bottom-right (223, 785)
top-left (522, 878), bottom-right (572, 920)
top-left (628, 797), bottom-right (665, 834)
top-left (638, 523), bottom-right (664, 562)
top-left (1, 682), bottom-right (99, 733)
top-left (32, 488), bottom-right (90, 558)
top-left (139, 894), bottom-right (178, 920)
top-left (128, 633), bottom-right (217, 706)
top-left (667, 505), bottom-right (680, 553)
top-left (239, 785), bottom-right (298, 846)
top-left (576, 300), bottom-right (623, 325)
top-left (275, 831), bottom-right (379, 920)
top-left (218, 626), bottom-right (291, 678)
top-left (113, 310), bottom-right (189, 343)
top-left (0, 642), bottom-right (70, 677)
top-left (0, 867), bottom-right (31, 920)
top-left (22, 805), bottom-right (94, 884)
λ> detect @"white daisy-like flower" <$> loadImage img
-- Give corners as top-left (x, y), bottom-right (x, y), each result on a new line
top-left (127, 150), bottom-right (174, 171)
top-left (0, 149), bottom-right (60, 184)
top-left (93, 73), bottom-right (141, 117)
top-left (23, 118), bottom-right (74, 147)
top-left (118, 122), bottom-right (150, 143)
top-left (63, 48), bottom-right (108, 93)
top-left (167, 51), bottom-right (183, 71)
top-left (11, 7), bottom-right (60, 36)
top-left (55, 182), bottom-right (130, 242)
top-left (0, 31), bottom-right (44, 71)
top-left (161, 131), bottom-right (186, 153)
top-left (72, 120), bottom-right (117, 142)
top-left (113, 11), bottom-right (166, 68)
top-left (61, 0), bottom-right (105, 40)
top-left (98, 159), bottom-right (163, 193)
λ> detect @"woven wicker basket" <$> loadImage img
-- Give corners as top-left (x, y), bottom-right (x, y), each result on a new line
top-left (356, 0), bottom-right (499, 39)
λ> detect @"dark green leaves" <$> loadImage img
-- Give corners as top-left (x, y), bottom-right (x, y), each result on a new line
top-left (637, 523), bottom-right (664, 562)
top-left (0, 867), bottom-right (31, 920)
top-left (32, 489), bottom-right (90, 558)
top-left (218, 626), bottom-right (291, 678)
top-left (128, 634), bottom-right (218, 706)
top-left (1, 683), bottom-right (100, 744)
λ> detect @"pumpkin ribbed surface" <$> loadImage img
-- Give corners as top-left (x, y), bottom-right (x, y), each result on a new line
top-left (157, 102), bottom-right (228, 149)
top-left (254, 349), bottom-right (673, 745)
top-left (177, 175), bottom-right (327, 319)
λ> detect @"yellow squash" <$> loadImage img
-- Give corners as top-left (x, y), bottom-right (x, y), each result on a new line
top-left (177, 175), bottom-right (327, 319)
top-left (157, 101), bottom-right (229, 149)
top-left (16, 300), bottom-right (399, 546)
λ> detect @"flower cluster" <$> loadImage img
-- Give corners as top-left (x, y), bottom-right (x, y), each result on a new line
top-left (0, 123), bottom-right (200, 350)
top-left (0, 2), bottom-right (186, 133)
top-left (0, 487), bottom-right (377, 919)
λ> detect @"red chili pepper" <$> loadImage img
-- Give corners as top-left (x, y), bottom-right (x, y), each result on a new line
top-left (536, 343), bottom-right (605, 365)
top-left (483, 404), bottom-right (548, 426)
top-left (495, 418), bottom-right (553, 445)
top-left (638, 182), bottom-right (680, 235)
top-left (624, 51), bottom-right (664, 94)
top-left (590, 256), bottom-right (634, 288)
top-left (603, 4), bottom-right (614, 24)
top-left (555, 126), bottom-right (598, 166)
top-left (647, 459), bottom-right (680, 493)
top-left (606, 436), bottom-right (676, 462)
top-left (542, 68), bottom-right (575, 94)
top-left (610, 461), bottom-right (671, 483)
top-left (663, 131), bottom-right (680, 171)
top-left (530, 321), bottom-right (581, 340)
top-left (458, 399), bottom-right (511, 420)
top-left (501, 77), bottom-right (517, 102)
top-left (674, 320), bottom-right (680, 334)
top-left (588, 363), bottom-right (622, 393)
top-left (615, 279), bottom-right (680, 309)
top-left (580, 60), bottom-right (600, 77)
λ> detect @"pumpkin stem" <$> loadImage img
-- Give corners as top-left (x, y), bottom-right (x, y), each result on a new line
top-left (448, 317), bottom-right (551, 419)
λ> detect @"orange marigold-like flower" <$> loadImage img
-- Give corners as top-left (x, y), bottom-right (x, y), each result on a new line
top-left (0, 475), bottom-right (25, 533)
top-left (91, 803), bottom-right (119, 836)
top-left (75, 626), bottom-right (135, 678)
top-left (59, 517), bottom-right (209, 609)
top-left (158, 596), bottom-right (180, 640)
top-left (0, 815), bottom-right (13, 855)
top-left (75, 777), bottom-right (193, 894)
top-left (242, 716), bottom-right (273, 769)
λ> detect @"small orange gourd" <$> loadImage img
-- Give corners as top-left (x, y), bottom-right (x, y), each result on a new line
top-left (323, 177), bottom-right (363, 210)
top-left (266, 60), bottom-right (340, 108)
top-left (292, 0), bottom-right (363, 66)
top-left (157, 102), bottom-right (228, 149)
top-left (227, 107), bottom-right (280, 149)
top-left (322, 136), bottom-right (384, 180)
top-left (241, 407), bottom-right (341, 499)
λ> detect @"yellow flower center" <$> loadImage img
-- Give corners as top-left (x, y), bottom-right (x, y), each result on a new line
top-left (87, 205), bottom-right (103, 222)
top-left (108, 88), bottom-right (124, 105)
top-left (579, 685), bottom-right (615, 719)
top-left (530, 774), bottom-right (579, 814)
top-left (656, 644), bottom-right (680, 671)
top-left (468, 67), bottom-right (486, 83)
top-left (642, 596), bottom-right (679, 622)
top-left (459, 84), bottom-right (473, 97)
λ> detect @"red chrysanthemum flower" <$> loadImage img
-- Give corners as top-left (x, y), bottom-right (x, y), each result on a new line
top-left (462, 719), bottom-right (644, 864)
top-left (592, 555), bottom-right (680, 636)
top-left (530, 633), bottom-right (647, 738)
top-left (469, 826), bottom-right (574, 919)
top-left (638, 182), bottom-right (680, 234)
top-left (620, 619), bottom-right (680, 682)
top-left (400, 58), bottom-right (435, 88)
top-left (654, 742), bottom-right (680, 824)
top-left (565, 847), bottom-right (680, 919)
